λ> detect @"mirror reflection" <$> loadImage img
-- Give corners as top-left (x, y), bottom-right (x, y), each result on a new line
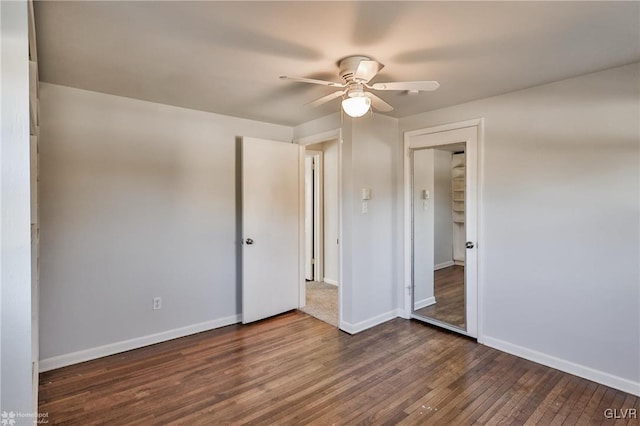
top-left (412, 145), bottom-right (466, 330)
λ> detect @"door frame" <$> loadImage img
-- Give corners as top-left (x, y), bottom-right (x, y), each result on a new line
top-left (294, 129), bottom-right (342, 325)
top-left (403, 118), bottom-right (485, 341)
top-left (304, 150), bottom-right (324, 283)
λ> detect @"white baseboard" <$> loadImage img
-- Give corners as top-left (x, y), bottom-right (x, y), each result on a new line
top-left (483, 335), bottom-right (640, 397)
top-left (434, 261), bottom-right (454, 271)
top-left (39, 314), bottom-right (241, 372)
top-left (454, 260), bottom-right (465, 266)
top-left (414, 296), bottom-right (436, 310)
top-left (397, 309), bottom-right (411, 319)
top-left (339, 309), bottom-right (399, 335)
top-left (323, 278), bottom-right (339, 286)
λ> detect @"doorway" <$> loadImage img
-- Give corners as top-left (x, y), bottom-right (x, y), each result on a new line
top-left (304, 150), bottom-right (323, 282)
top-left (299, 138), bottom-right (340, 327)
top-left (404, 120), bottom-right (482, 338)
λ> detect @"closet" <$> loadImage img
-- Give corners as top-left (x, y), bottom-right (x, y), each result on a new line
top-left (452, 153), bottom-right (465, 265)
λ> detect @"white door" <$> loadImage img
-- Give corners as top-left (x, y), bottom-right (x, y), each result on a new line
top-left (304, 156), bottom-right (314, 280)
top-left (242, 137), bottom-right (302, 324)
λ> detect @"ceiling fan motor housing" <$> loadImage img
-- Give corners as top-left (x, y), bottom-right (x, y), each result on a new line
top-left (338, 55), bottom-right (372, 83)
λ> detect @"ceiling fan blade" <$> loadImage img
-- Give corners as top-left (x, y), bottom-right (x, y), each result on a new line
top-left (354, 60), bottom-right (384, 83)
top-left (365, 92), bottom-right (394, 112)
top-left (280, 76), bottom-right (345, 88)
top-left (306, 90), bottom-right (346, 108)
top-left (370, 81), bottom-right (440, 91)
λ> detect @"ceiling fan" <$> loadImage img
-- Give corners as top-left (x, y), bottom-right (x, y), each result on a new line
top-left (280, 55), bottom-right (440, 117)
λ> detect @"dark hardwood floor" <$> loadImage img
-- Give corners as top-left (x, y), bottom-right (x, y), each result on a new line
top-left (416, 265), bottom-right (465, 328)
top-left (39, 311), bottom-right (638, 425)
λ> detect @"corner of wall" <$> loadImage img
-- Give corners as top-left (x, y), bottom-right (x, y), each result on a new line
top-left (339, 309), bottom-right (400, 335)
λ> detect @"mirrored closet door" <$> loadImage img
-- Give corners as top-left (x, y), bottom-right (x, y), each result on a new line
top-left (408, 124), bottom-right (478, 337)
top-left (412, 146), bottom-right (467, 330)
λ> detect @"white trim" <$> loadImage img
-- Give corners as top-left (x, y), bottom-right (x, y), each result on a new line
top-left (337, 133), bottom-right (343, 329)
top-left (323, 278), bottom-right (339, 286)
top-left (414, 296), bottom-right (436, 310)
top-left (39, 315), bottom-right (241, 372)
top-left (404, 118), bottom-right (484, 138)
top-left (398, 306), bottom-right (411, 319)
top-left (483, 336), bottom-right (640, 397)
top-left (434, 260), bottom-right (455, 270)
top-left (298, 146), bottom-right (306, 308)
top-left (476, 118), bottom-right (486, 344)
top-left (339, 310), bottom-right (399, 335)
top-left (294, 129), bottom-right (341, 146)
top-left (402, 133), bottom-right (412, 319)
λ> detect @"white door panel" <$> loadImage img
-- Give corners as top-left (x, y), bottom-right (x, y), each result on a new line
top-left (242, 137), bottom-right (301, 324)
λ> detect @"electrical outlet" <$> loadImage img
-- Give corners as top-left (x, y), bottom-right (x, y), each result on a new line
top-left (153, 297), bottom-right (162, 310)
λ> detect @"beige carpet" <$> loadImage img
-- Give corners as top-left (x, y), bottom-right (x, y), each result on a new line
top-left (300, 281), bottom-right (338, 326)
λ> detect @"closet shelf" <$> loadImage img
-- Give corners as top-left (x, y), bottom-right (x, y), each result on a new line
top-left (452, 152), bottom-right (466, 261)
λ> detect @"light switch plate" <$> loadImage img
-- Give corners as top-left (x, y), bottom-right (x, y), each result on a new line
top-left (361, 188), bottom-right (371, 200)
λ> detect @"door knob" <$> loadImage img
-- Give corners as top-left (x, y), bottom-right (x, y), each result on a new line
top-left (245, 238), bottom-right (254, 245)
top-left (465, 241), bottom-right (474, 249)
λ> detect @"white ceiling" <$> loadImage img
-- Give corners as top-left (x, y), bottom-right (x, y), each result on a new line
top-left (34, 1), bottom-right (640, 126)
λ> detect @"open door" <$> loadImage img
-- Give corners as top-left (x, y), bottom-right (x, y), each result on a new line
top-left (304, 155), bottom-right (314, 281)
top-left (241, 137), bottom-right (302, 324)
top-left (303, 149), bottom-right (324, 283)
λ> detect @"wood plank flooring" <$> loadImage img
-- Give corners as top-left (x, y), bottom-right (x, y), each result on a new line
top-left (39, 311), bottom-right (639, 425)
top-left (416, 265), bottom-right (465, 328)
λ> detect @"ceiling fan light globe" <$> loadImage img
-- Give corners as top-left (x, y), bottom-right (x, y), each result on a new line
top-left (342, 96), bottom-right (371, 117)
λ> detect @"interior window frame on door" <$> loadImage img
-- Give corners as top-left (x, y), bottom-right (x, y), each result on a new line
top-left (403, 119), bottom-right (484, 340)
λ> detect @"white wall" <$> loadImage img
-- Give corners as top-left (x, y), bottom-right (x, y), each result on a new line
top-left (433, 150), bottom-right (453, 267)
top-left (294, 113), bottom-right (400, 332)
top-left (348, 115), bottom-right (399, 328)
top-left (38, 83), bottom-right (292, 366)
top-left (400, 63), bottom-right (640, 395)
top-left (1, 0), bottom-right (34, 417)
